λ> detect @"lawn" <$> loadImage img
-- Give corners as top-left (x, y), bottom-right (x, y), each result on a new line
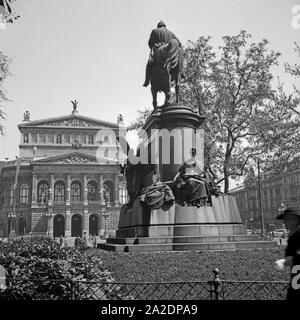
top-left (87, 247), bottom-right (290, 283)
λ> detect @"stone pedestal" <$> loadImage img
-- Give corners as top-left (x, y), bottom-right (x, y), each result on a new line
top-left (99, 104), bottom-right (275, 252)
top-left (139, 104), bottom-right (205, 184)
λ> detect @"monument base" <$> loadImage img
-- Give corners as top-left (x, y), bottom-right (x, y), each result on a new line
top-left (98, 195), bottom-right (278, 252)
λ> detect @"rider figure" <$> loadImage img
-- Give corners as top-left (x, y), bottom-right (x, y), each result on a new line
top-left (143, 21), bottom-right (183, 87)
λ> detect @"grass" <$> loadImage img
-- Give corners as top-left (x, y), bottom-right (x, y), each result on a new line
top-left (86, 247), bottom-right (290, 283)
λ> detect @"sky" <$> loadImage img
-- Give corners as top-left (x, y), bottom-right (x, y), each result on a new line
top-left (0, 0), bottom-right (299, 160)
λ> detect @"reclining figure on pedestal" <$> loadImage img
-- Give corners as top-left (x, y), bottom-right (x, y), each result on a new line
top-left (140, 172), bottom-right (175, 211)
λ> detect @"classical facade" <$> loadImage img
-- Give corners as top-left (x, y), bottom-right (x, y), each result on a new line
top-left (230, 159), bottom-right (300, 230)
top-left (0, 107), bottom-right (128, 238)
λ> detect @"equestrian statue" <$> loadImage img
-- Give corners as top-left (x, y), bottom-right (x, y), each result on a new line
top-left (143, 21), bottom-right (184, 109)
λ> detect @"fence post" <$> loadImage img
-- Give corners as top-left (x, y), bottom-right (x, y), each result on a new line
top-left (70, 280), bottom-right (76, 300)
top-left (212, 268), bottom-right (222, 300)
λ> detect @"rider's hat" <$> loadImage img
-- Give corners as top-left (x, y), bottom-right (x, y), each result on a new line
top-left (157, 20), bottom-right (166, 28)
top-left (276, 207), bottom-right (300, 220)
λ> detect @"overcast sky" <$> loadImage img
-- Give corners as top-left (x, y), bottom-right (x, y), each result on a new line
top-left (0, 0), bottom-right (299, 160)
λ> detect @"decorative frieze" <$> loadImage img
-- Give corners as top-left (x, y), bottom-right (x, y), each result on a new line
top-left (39, 119), bottom-right (101, 128)
top-left (56, 154), bottom-right (96, 164)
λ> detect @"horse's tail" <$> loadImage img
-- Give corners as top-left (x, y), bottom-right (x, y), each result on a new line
top-left (163, 39), bottom-right (180, 72)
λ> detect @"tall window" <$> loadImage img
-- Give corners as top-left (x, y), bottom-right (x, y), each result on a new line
top-left (87, 181), bottom-right (97, 201)
top-left (54, 182), bottom-right (65, 202)
top-left (19, 184), bottom-right (29, 204)
top-left (88, 135), bottom-right (94, 145)
top-left (71, 181), bottom-right (81, 202)
top-left (119, 183), bottom-right (128, 204)
top-left (23, 134), bottom-right (29, 144)
top-left (38, 182), bottom-right (49, 203)
top-left (56, 134), bottom-right (62, 144)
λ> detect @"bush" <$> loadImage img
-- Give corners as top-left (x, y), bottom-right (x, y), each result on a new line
top-left (0, 237), bottom-right (121, 300)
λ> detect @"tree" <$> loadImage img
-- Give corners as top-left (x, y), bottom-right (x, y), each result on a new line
top-left (255, 42), bottom-right (300, 176)
top-left (0, 1), bottom-right (18, 135)
top-left (127, 107), bottom-right (152, 130)
top-left (129, 31), bottom-right (300, 193)
top-left (181, 31), bottom-right (300, 193)
top-left (0, 50), bottom-right (11, 135)
top-left (280, 42), bottom-right (300, 116)
top-left (131, 31), bottom-right (299, 192)
top-left (0, 0), bottom-right (19, 24)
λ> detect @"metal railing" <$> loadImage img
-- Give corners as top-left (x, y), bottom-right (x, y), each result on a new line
top-left (0, 269), bottom-right (289, 300)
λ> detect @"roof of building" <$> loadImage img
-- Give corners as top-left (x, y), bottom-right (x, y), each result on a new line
top-left (18, 113), bottom-right (124, 130)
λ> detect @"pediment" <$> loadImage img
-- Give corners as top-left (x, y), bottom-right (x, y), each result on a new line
top-left (33, 152), bottom-right (117, 165)
top-left (19, 114), bottom-right (119, 129)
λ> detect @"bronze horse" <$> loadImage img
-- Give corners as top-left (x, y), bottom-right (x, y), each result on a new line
top-left (150, 39), bottom-right (183, 109)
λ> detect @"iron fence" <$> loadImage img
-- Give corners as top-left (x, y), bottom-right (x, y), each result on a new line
top-left (0, 269), bottom-right (289, 300)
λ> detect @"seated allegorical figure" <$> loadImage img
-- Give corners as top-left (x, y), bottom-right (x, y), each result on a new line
top-left (174, 148), bottom-right (211, 207)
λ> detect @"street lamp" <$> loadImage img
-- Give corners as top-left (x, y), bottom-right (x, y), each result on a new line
top-left (278, 202), bottom-right (286, 227)
top-left (45, 207), bottom-right (53, 237)
top-left (257, 159), bottom-right (265, 236)
top-left (7, 210), bottom-right (16, 237)
top-left (101, 208), bottom-right (110, 239)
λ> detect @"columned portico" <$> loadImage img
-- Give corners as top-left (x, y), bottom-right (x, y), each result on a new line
top-left (0, 107), bottom-right (127, 238)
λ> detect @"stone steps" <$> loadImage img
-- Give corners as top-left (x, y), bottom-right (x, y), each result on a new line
top-left (106, 234), bottom-right (263, 245)
top-left (98, 239), bottom-right (278, 253)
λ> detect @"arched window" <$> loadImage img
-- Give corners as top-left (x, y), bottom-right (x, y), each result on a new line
top-left (19, 184), bottom-right (29, 204)
top-left (54, 181), bottom-right (65, 202)
top-left (119, 183), bottom-right (128, 205)
top-left (71, 181), bottom-right (81, 202)
top-left (38, 181), bottom-right (49, 203)
top-left (87, 181), bottom-right (97, 201)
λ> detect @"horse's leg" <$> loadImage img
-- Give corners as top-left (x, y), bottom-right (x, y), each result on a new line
top-left (165, 89), bottom-right (171, 107)
top-left (151, 86), bottom-right (157, 109)
top-left (164, 77), bottom-right (171, 106)
top-left (175, 78), bottom-right (179, 104)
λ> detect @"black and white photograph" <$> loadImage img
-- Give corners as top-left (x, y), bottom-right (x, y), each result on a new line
top-left (0, 0), bottom-right (300, 312)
